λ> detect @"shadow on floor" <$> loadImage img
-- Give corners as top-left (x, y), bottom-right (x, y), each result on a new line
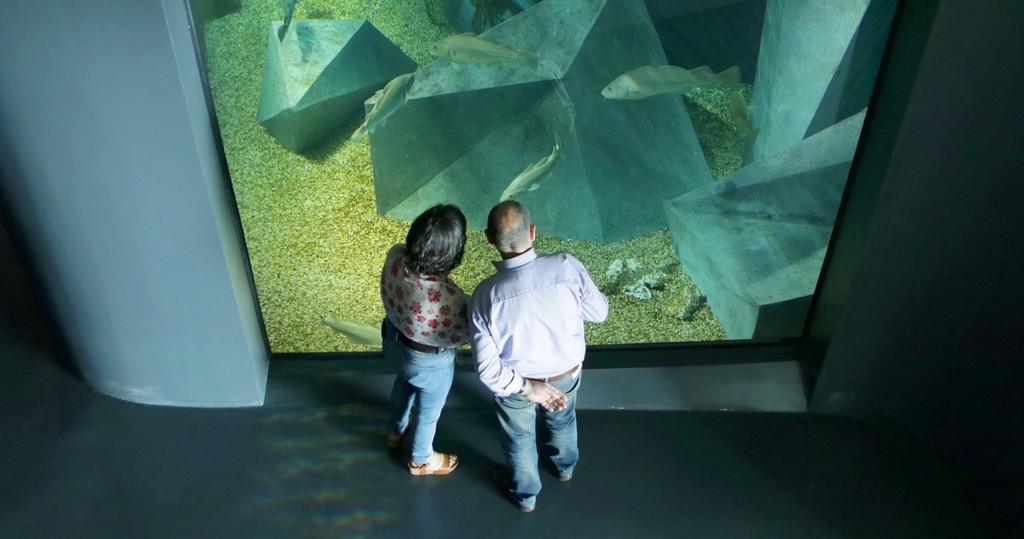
top-left (0, 338), bottom-right (990, 538)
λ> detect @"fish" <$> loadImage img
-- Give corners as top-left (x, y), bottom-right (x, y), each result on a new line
top-left (728, 91), bottom-right (759, 138)
top-left (549, 77), bottom-right (577, 134)
top-left (351, 71), bottom-right (416, 142)
top-left (428, 33), bottom-right (539, 71)
top-left (601, 65), bottom-right (741, 100)
top-left (277, 0), bottom-right (297, 41)
top-left (500, 135), bottom-right (561, 202)
top-left (323, 316), bottom-right (383, 349)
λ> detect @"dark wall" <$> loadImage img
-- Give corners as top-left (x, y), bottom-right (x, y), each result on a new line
top-left (0, 193), bottom-right (49, 356)
top-left (809, 1), bottom-right (1024, 535)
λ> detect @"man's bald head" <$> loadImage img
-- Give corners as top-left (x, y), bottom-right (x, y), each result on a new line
top-left (486, 200), bottom-right (534, 256)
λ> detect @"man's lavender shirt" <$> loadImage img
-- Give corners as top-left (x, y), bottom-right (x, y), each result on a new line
top-left (470, 248), bottom-right (609, 397)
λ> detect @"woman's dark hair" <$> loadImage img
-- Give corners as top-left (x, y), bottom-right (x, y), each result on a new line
top-left (405, 204), bottom-right (467, 276)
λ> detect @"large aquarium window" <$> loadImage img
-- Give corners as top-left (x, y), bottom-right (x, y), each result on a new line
top-left (190, 0), bottom-right (897, 353)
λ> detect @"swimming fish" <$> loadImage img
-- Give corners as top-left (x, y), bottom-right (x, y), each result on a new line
top-left (429, 33), bottom-right (539, 71)
top-left (500, 136), bottom-right (561, 202)
top-left (351, 71), bottom-right (416, 142)
top-left (549, 77), bottom-right (577, 134)
top-left (323, 316), bottom-right (383, 349)
top-left (276, 0), bottom-right (297, 41)
top-left (728, 91), bottom-right (758, 138)
top-left (601, 65), bottom-right (742, 100)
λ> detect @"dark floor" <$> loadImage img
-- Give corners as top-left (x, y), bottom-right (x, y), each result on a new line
top-left (0, 320), bottom-right (991, 539)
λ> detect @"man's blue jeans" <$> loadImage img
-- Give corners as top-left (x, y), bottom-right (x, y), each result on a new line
top-left (384, 321), bottom-right (456, 465)
top-left (494, 372), bottom-right (581, 507)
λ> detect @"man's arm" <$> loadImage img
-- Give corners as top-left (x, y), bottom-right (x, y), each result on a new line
top-left (575, 259), bottom-right (609, 323)
top-left (470, 301), bottom-right (521, 397)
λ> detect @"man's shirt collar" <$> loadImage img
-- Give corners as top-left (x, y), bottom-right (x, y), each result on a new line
top-left (492, 248), bottom-right (536, 271)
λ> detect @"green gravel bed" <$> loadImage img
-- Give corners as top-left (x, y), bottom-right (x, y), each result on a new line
top-left (203, 0), bottom-right (734, 353)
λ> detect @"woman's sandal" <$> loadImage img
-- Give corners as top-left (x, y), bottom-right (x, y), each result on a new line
top-left (408, 452), bottom-right (459, 475)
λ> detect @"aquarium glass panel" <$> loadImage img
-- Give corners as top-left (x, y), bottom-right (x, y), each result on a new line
top-left (191, 0), bottom-right (897, 353)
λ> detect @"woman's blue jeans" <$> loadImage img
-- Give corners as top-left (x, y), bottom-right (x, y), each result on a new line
top-left (494, 372), bottom-right (581, 507)
top-left (383, 321), bottom-right (456, 465)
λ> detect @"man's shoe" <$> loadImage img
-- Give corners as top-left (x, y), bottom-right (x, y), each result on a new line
top-left (558, 470), bottom-right (573, 482)
top-left (519, 500), bottom-right (536, 513)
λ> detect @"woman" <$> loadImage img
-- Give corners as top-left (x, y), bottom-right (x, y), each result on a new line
top-left (381, 204), bottom-right (469, 475)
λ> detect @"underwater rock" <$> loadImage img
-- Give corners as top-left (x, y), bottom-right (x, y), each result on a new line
top-left (622, 282), bottom-right (653, 301)
top-left (607, 259), bottom-right (667, 301)
top-left (605, 259), bottom-right (625, 279)
top-left (368, 0), bottom-right (714, 242)
top-left (257, 19), bottom-right (416, 153)
top-left (664, 110), bottom-right (865, 339)
top-left (750, 0), bottom-right (891, 161)
top-left (663, 285), bottom-right (706, 321)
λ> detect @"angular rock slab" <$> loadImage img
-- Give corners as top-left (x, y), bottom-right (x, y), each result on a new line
top-left (804, 0), bottom-right (896, 139)
top-left (369, 0), bottom-right (713, 242)
top-left (437, 0), bottom-right (538, 33)
top-left (257, 19), bottom-right (416, 153)
top-left (665, 110), bottom-right (866, 340)
top-left (646, 0), bottom-right (767, 86)
top-left (750, 0), bottom-right (872, 161)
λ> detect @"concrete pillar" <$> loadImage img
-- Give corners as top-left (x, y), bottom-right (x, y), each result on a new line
top-left (0, 0), bottom-right (267, 406)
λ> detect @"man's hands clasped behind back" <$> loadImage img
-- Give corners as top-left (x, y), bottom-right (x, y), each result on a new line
top-left (522, 379), bottom-right (568, 412)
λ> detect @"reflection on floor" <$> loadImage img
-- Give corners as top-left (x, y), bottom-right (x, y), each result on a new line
top-left (0, 335), bottom-right (990, 539)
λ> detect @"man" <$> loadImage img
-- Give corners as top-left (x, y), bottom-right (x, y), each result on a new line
top-left (470, 200), bottom-right (609, 512)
